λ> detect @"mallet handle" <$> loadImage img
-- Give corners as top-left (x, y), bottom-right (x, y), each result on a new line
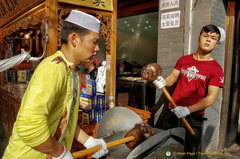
top-left (72, 136), bottom-right (134, 158)
top-left (162, 87), bottom-right (195, 135)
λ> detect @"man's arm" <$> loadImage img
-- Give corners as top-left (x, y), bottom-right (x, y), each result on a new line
top-left (188, 85), bottom-right (220, 113)
top-left (153, 69), bottom-right (180, 89)
top-left (31, 125), bottom-right (89, 158)
top-left (32, 136), bottom-right (64, 157)
top-left (74, 125), bottom-right (90, 144)
top-left (165, 69), bottom-right (180, 86)
top-left (74, 125), bottom-right (109, 158)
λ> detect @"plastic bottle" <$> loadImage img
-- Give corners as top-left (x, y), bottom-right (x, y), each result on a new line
top-left (108, 93), bottom-right (115, 108)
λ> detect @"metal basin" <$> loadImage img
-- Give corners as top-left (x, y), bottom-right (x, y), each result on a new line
top-left (97, 107), bottom-right (185, 159)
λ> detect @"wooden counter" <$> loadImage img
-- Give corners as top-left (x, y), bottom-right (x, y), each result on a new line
top-left (0, 87), bottom-right (21, 137)
top-left (125, 106), bottom-right (151, 123)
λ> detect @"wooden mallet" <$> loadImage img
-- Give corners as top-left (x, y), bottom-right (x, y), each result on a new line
top-left (72, 123), bottom-right (154, 158)
top-left (141, 63), bottom-right (195, 135)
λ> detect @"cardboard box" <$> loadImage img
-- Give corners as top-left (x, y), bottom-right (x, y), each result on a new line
top-left (94, 107), bottom-right (102, 122)
top-left (80, 74), bottom-right (96, 96)
top-left (80, 93), bottom-right (93, 109)
top-left (92, 81), bottom-right (96, 96)
top-left (80, 109), bottom-right (94, 126)
top-left (80, 74), bottom-right (87, 86)
top-left (96, 94), bottom-right (105, 109)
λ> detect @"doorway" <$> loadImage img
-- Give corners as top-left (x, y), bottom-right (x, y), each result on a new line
top-left (116, 1), bottom-right (159, 110)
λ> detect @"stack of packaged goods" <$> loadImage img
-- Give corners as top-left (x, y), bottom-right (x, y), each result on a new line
top-left (79, 74), bottom-right (109, 126)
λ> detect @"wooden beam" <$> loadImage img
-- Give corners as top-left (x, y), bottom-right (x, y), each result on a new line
top-left (45, 0), bottom-right (58, 56)
top-left (218, 0), bottom-right (235, 151)
top-left (105, 0), bottom-right (117, 107)
top-left (118, 0), bottom-right (159, 18)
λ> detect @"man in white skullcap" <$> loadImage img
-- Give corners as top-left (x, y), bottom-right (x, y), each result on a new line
top-left (153, 24), bottom-right (225, 159)
top-left (3, 10), bottom-right (108, 159)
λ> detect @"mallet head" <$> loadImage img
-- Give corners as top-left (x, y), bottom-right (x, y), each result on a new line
top-left (141, 63), bottom-right (162, 81)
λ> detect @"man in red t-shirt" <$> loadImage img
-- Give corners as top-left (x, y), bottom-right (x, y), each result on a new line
top-left (154, 24), bottom-right (225, 159)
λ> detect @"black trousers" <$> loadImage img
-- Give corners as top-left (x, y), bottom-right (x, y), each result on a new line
top-left (162, 108), bottom-right (206, 159)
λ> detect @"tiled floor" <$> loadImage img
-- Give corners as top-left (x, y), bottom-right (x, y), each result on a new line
top-left (207, 143), bottom-right (240, 159)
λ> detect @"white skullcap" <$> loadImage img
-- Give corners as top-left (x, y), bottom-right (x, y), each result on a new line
top-left (217, 27), bottom-right (226, 44)
top-left (66, 10), bottom-right (100, 33)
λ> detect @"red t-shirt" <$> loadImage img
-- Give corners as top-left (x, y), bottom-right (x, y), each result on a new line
top-left (169, 54), bottom-right (224, 114)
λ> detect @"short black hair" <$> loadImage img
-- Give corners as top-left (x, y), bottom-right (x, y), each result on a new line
top-left (61, 21), bottom-right (89, 44)
top-left (200, 24), bottom-right (221, 41)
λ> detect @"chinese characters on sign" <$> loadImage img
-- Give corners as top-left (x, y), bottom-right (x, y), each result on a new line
top-left (160, 0), bottom-right (180, 10)
top-left (93, 0), bottom-right (105, 8)
top-left (161, 10), bottom-right (180, 29)
top-left (58, 0), bottom-right (113, 11)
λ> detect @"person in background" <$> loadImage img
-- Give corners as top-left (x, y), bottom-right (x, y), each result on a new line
top-left (153, 24), bottom-right (225, 159)
top-left (3, 10), bottom-right (108, 159)
top-left (81, 55), bottom-right (100, 80)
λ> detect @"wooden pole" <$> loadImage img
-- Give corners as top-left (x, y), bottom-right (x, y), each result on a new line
top-left (162, 87), bottom-right (195, 135)
top-left (72, 136), bottom-right (134, 158)
top-left (45, 0), bottom-right (58, 57)
top-left (106, 0), bottom-right (117, 107)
